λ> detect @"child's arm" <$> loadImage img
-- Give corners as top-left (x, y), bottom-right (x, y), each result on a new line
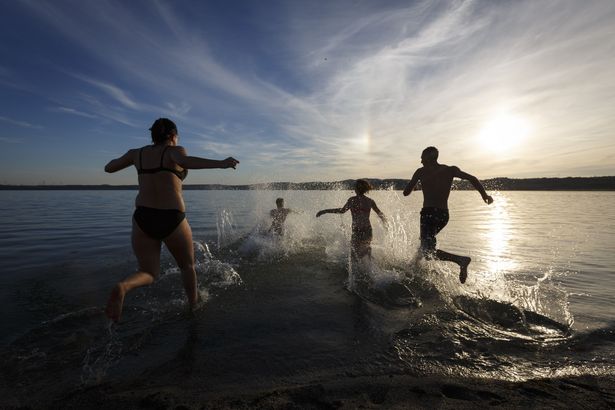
top-left (316, 208), bottom-right (345, 217)
top-left (371, 200), bottom-right (388, 228)
top-left (316, 200), bottom-right (350, 217)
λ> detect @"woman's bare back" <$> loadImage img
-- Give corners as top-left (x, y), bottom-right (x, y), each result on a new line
top-left (134, 145), bottom-right (186, 211)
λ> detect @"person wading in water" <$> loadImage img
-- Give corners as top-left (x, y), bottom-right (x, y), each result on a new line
top-left (403, 146), bottom-right (493, 283)
top-left (104, 118), bottom-right (239, 322)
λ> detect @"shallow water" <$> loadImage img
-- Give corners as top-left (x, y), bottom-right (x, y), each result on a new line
top-left (0, 190), bottom-right (614, 403)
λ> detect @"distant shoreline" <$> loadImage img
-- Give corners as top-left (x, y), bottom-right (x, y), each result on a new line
top-left (1, 176), bottom-right (614, 191)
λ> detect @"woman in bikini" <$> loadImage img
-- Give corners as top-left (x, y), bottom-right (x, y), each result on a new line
top-left (104, 118), bottom-right (239, 322)
top-left (316, 179), bottom-right (387, 259)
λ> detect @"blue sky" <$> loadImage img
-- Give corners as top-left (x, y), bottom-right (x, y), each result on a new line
top-left (1, 0), bottom-right (614, 185)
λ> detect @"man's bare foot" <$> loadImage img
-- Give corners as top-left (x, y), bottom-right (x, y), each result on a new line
top-left (105, 283), bottom-right (126, 322)
top-left (459, 256), bottom-right (471, 284)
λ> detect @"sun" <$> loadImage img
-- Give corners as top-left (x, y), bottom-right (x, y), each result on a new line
top-left (478, 114), bottom-right (531, 153)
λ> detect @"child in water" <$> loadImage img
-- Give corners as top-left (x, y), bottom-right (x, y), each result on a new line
top-left (316, 179), bottom-right (387, 259)
top-left (268, 198), bottom-right (294, 236)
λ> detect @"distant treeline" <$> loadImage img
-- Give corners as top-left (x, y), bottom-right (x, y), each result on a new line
top-left (1, 176), bottom-right (614, 191)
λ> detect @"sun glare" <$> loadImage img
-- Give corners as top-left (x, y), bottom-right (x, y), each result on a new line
top-left (478, 114), bottom-right (531, 153)
top-left (354, 131), bottom-right (370, 152)
top-left (484, 194), bottom-right (517, 274)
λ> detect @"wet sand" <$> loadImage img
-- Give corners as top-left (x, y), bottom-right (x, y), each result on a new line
top-left (4, 373), bottom-right (614, 409)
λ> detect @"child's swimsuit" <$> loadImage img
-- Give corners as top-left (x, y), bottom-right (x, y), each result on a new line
top-left (270, 208), bottom-right (290, 235)
top-left (133, 146), bottom-right (187, 239)
top-left (350, 197), bottom-right (374, 253)
top-left (351, 226), bottom-right (373, 246)
top-left (419, 207), bottom-right (449, 255)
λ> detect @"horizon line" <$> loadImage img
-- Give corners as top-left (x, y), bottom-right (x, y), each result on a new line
top-left (1, 175), bottom-right (614, 189)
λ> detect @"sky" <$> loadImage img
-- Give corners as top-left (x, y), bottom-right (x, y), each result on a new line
top-left (1, 0), bottom-right (615, 185)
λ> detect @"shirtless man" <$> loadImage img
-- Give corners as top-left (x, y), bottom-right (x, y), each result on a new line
top-left (403, 146), bottom-right (493, 283)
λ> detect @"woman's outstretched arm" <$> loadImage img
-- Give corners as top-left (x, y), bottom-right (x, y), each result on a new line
top-left (105, 149), bottom-right (136, 173)
top-left (169, 146), bottom-right (239, 169)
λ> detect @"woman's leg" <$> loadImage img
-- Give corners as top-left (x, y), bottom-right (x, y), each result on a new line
top-left (105, 220), bottom-right (162, 321)
top-left (163, 219), bottom-right (198, 308)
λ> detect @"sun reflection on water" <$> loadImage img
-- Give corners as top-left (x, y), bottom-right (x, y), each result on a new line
top-left (484, 194), bottom-right (517, 274)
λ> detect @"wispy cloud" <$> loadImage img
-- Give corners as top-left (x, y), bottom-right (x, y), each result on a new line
top-left (0, 116), bottom-right (42, 129)
top-left (69, 73), bottom-right (141, 110)
top-left (263, 0), bottom-right (615, 179)
top-left (75, 93), bottom-right (140, 127)
top-left (166, 102), bottom-right (191, 118)
top-left (0, 136), bottom-right (25, 144)
top-left (49, 106), bottom-right (98, 119)
top-left (8, 0), bottom-right (615, 183)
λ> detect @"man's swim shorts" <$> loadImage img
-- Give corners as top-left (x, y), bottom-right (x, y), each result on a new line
top-left (419, 207), bottom-right (449, 256)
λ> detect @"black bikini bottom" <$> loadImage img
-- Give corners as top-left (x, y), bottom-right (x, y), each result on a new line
top-left (133, 206), bottom-right (186, 240)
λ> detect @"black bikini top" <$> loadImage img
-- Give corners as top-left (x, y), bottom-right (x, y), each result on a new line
top-left (137, 145), bottom-right (187, 181)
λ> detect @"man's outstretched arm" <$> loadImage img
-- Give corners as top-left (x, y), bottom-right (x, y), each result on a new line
top-left (403, 169), bottom-right (421, 196)
top-left (452, 166), bottom-right (493, 204)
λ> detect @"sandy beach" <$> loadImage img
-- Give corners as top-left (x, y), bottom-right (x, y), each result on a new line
top-left (3, 372), bottom-right (612, 409)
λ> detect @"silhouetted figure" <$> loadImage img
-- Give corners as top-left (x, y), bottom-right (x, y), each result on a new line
top-left (104, 118), bottom-right (239, 322)
top-left (268, 198), bottom-right (294, 236)
top-left (403, 146), bottom-right (493, 283)
top-left (316, 179), bottom-right (387, 260)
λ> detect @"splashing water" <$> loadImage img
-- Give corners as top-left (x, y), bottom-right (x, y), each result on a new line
top-left (218, 190), bottom-right (574, 342)
top-left (165, 240), bottom-right (242, 289)
top-left (81, 322), bottom-right (122, 386)
top-left (346, 256), bottom-right (422, 309)
top-left (216, 208), bottom-right (238, 251)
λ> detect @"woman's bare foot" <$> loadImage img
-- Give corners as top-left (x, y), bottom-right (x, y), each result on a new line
top-left (459, 257), bottom-right (471, 284)
top-left (105, 283), bottom-right (126, 322)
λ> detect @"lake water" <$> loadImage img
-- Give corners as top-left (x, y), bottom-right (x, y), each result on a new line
top-left (0, 190), bottom-right (614, 404)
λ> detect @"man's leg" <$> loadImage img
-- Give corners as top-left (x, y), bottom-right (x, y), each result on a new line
top-left (434, 250), bottom-right (471, 283)
top-left (420, 208), bottom-right (470, 283)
